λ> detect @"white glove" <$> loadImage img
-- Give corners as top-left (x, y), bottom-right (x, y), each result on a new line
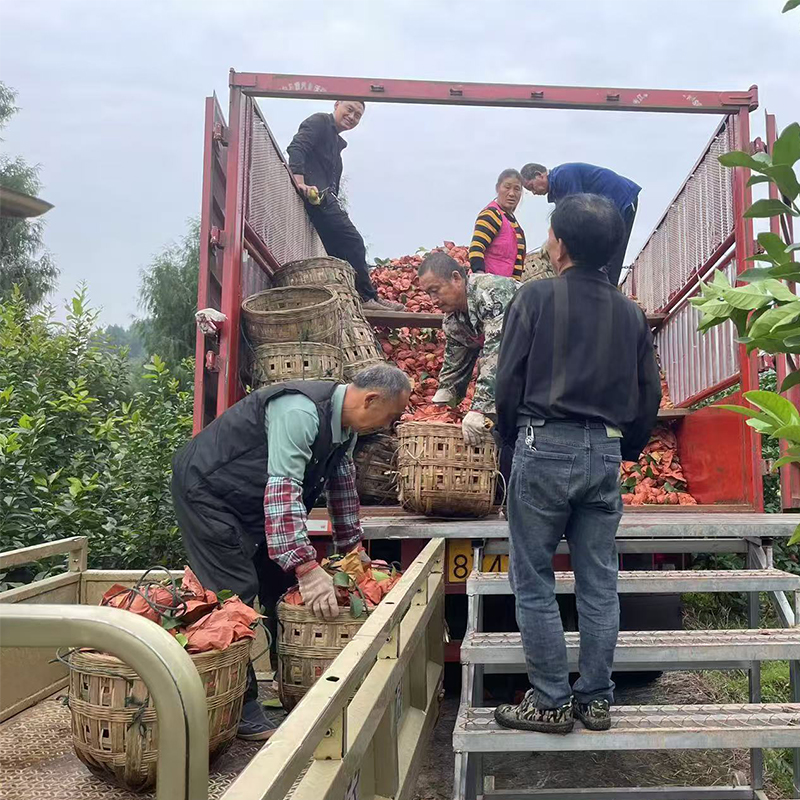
top-left (195, 308), bottom-right (227, 335)
top-left (297, 563), bottom-right (340, 620)
top-left (432, 388), bottom-right (455, 404)
top-left (462, 411), bottom-right (486, 446)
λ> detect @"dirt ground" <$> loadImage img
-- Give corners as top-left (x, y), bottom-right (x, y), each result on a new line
top-left (414, 671), bottom-right (758, 800)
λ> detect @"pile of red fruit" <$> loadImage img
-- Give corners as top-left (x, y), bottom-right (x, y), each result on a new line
top-left (371, 243), bottom-right (698, 504)
top-left (370, 242), bottom-right (469, 312)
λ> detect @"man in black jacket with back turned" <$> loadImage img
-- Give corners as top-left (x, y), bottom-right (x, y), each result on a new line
top-left (288, 101), bottom-right (403, 311)
top-left (494, 194), bottom-right (661, 736)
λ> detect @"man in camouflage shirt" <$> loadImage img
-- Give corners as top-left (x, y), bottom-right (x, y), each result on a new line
top-left (417, 252), bottom-right (517, 444)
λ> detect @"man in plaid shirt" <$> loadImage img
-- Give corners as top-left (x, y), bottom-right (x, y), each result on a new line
top-left (172, 365), bottom-right (411, 739)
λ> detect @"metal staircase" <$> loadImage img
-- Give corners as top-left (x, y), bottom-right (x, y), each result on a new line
top-left (453, 537), bottom-right (800, 800)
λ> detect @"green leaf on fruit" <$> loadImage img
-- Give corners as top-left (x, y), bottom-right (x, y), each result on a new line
top-left (333, 571), bottom-right (351, 587)
top-left (216, 589), bottom-right (234, 602)
top-left (174, 633), bottom-right (189, 648)
top-left (161, 615), bottom-right (183, 631)
top-left (350, 596), bottom-right (365, 618)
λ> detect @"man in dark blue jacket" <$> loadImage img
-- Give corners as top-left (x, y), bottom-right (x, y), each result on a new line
top-left (288, 101), bottom-right (403, 311)
top-left (521, 162), bottom-right (641, 286)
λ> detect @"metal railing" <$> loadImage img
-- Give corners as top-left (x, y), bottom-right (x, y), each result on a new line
top-left (224, 537), bottom-right (445, 800)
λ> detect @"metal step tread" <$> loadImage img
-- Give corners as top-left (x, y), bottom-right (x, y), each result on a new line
top-left (467, 568), bottom-right (800, 596)
top-left (453, 702), bottom-right (800, 752)
top-left (461, 627), bottom-right (800, 666)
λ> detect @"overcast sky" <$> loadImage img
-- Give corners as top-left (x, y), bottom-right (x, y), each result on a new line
top-left (1, 0), bottom-right (796, 326)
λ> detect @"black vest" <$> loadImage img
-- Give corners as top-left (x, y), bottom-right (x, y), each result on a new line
top-left (172, 381), bottom-right (351, 524)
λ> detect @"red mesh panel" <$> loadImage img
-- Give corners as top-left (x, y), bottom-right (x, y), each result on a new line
top-left (246, 101), bottom-right (327, 265)
top-left (625, 118), bottom-right (737, 314)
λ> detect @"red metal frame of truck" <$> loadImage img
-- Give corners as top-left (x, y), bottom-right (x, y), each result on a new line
top-left (195, 70), bottom-right (795, 510)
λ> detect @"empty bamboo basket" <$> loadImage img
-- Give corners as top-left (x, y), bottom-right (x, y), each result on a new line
top-left (67, 639), bottom-right (250, 791)
top-left (354, 432), bottom-right (400, 505)
top-left (276, 602), bottom-right (368, 711)
top-left (241, 286), bottom-right (340, 347)
top-left (250, 341), bottom-right (343, 386)
top-left (397, 421), bottom-right (497, 517)
top-left (274, 256), bottom-right (357, 295)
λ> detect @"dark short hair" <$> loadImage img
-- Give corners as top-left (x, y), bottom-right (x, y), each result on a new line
top-left (520, 163), bottom-right (547, 181)
top-left (418, 251), bottom-right (467, 281)
top-left (550, 194), bottom-right (624, 269)
top-left (496, 168), bottom-right (523, 189)
top-left (337, 99), bottom-right (365, 109)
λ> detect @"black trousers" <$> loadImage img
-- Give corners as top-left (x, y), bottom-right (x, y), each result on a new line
top-left (172, 478), bottom-right (293, 705)
top-left (307, 198), bottom-right (379, 301)
top-left (606, 199), bottom-right (638, 287)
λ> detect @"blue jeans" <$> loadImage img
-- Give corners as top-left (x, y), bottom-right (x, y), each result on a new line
top-left (508, 421), bottom-right (623, 708)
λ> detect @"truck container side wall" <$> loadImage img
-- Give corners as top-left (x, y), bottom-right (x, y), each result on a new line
top-left (195, 73), bottom-right (769, 511)
top-left (679, 391), bottom-right (756, 507)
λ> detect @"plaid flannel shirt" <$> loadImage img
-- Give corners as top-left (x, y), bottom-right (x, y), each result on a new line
top-left (264, 455), bottom-right (362, 572)
top-left (326, 456), bottom-right (363, 551)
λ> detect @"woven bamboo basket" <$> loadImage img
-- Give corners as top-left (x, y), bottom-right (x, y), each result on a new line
top-left (325, 283), bottom-right (363, 323)
top-left (241, 287), bottom-right (340, 347)
top-left (250, 341), bottom-right (343, 387)
top-left (274, 257), bottom-right (357, 295)
top-left (276, 601), bottom-right (368, 711)
top-left (342, 344), bottom-right (386, 380)
top-left (354, 432), bottom-right (400, 505)
top-left (397, 421), bottom-right (497, 517)
top-left (67, 638), bottom-right (250, 791)
top-left (341, 319), bottom-right (381, 350)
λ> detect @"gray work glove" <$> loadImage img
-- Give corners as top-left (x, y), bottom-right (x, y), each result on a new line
top-left (432, 387), bottom-right (456, 405)
top-left (297, 562), bottom-right (340, 621)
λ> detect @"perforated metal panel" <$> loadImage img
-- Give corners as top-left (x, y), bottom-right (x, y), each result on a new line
top-left (655, 258), bottom-right (739, 407)
top-left (246, 101), bottom-right (326, 265)
top-left (625, 118), bottom-right (737, 314)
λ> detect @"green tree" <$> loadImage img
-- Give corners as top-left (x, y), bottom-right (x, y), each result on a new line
top-left (136, 217), bottom-right (199, 363)
top-left (0, 287), bottom-right (193, 575)
top-left (0, 82), bottom-right (58, 306)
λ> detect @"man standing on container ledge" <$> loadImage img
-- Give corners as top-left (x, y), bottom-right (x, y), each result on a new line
top-left (288, 100), bottom-right (404, 311)
top-left (417, 251), bottom-right (517, 448)
top-left (171, 365), bottom-right (411, 740)
top-left (494, 194), bottom-right (661, 734)
top-left (521, 162), bottom-right (641, 286)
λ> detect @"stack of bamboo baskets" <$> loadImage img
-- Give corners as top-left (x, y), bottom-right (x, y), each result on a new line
top-left (273, 257), bottom-right (386, 380)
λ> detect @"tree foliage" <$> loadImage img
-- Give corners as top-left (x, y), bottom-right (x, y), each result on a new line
top-left (0, 82), bottom-right (58, 306)
top-left (0, 288), bottom-right (192, 581)
top-left (136, 218), bottom-right (199, 363)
